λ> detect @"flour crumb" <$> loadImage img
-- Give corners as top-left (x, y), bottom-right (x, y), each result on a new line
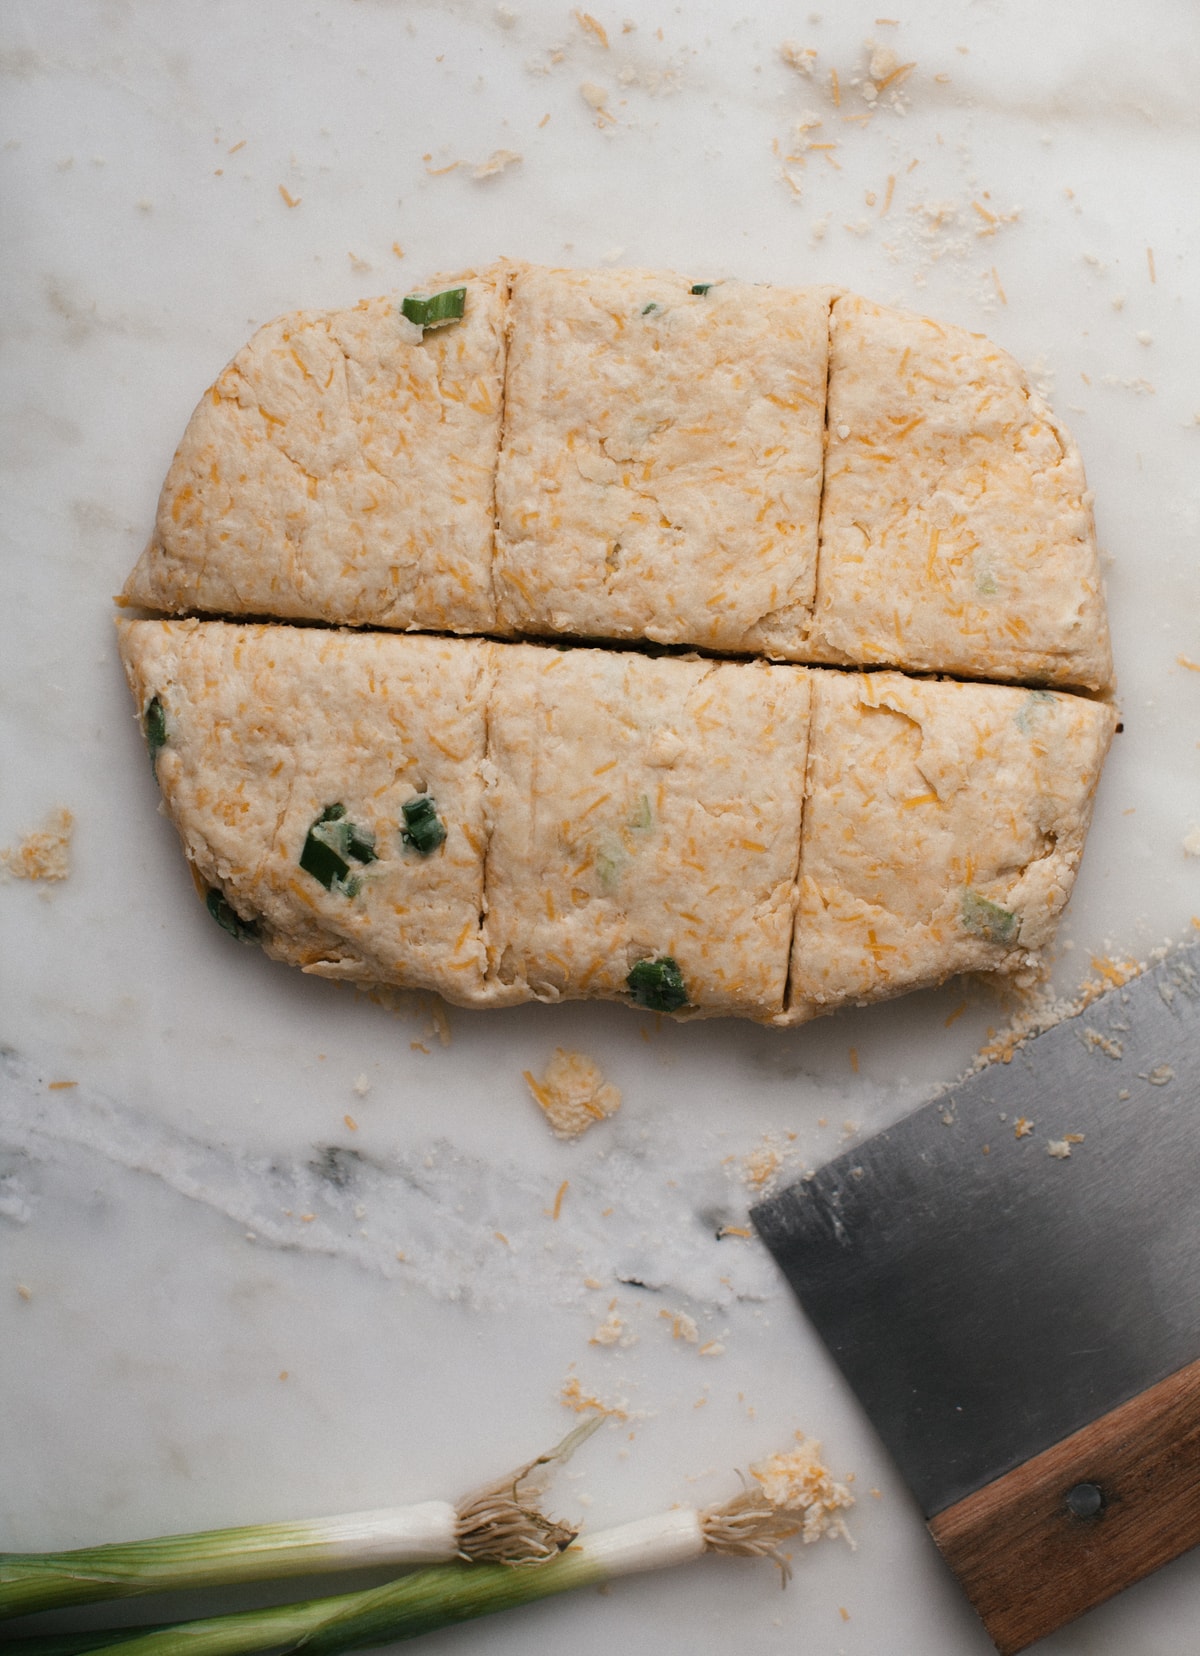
top-left (1082, 1028), bottom-right (1123, 1060)
top-left (1047, 1134), bottom-right (1084, 1159)
top-left (472, 148), bottom-right (523, 179)
top-left (589, 1308), bottom-right (630, 1346)
top-left (1, 807), bottom-right (73, 881)
top-left (660, 1308), bottom-right (699, 1343)
top-left (524, 1049), bottom-right (621, 1138)
top-left (748, 1432), bottom-right (855, 1545)
top-left (1183, 825), bottom-right (1200, 857)
top-left (579, 81), bottom-right (614, 123)
top-left (560, 1372), bottom-right (629, 1418)
top-left (353, 1073), bottom-right (371, 1098)
top-left (779, 41), bottom-right (818, 75)
top-left (1147, 1064), bottom-right (1175, 1086)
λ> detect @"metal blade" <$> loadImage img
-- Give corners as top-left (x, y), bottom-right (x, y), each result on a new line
top-left (752, 944), bottom-right (1200, 1518)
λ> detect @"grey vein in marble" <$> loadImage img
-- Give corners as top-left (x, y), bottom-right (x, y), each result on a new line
top-left (0, 1047), bottom-right (780, 1315)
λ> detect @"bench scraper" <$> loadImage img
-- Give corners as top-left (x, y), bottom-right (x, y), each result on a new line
top-left (752, 943), bottom-right (1200, 1653)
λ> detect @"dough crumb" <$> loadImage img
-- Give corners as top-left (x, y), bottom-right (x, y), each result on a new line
top-left (660, 1307), bottom-right (699, 1342)
top-left (749, 1432), bottom-right (856, 1544)
top-left (1182, 824), bottom-right (1200, 857)
top-left (560, 1372), bottom-right (629, 1418)
top-left (1047, 1133), bottom-right (1084, 1159)
top-left (1, 807), bottom-right (73, 881)
top-left (590, 1308), bottom-right (635, 1346)
top-left (524, 1049), bottom-right (621, 1138)
top-left (779, 41), bottom-right (818, 75)
top-left (472, 148), bottom-right (523, 179)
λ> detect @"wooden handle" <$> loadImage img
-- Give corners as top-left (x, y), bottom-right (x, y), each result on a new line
top-left (927, 1354), bottom-right (1200, 1654)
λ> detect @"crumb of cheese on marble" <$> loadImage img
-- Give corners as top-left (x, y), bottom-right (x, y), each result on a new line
top-left (524, 1048), bottom-right (621, 1138)
top-left (1, 807), bottom-right (73, 881)
top-left (750, 1432), bottom-right (856, 1544)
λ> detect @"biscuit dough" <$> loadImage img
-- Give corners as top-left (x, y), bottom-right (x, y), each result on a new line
top-left (117, 622), bottom-right (1115, 1022)
top-left (117, 619), bottom-right (503, 1005)
top-left (810, 294), bottom-right (1112, 691)
top-left (116, 268), bottom-right (1120, 1023)
top-left (485, 644), bottom-right (810, 1016)
top-left (123, 269), bottom-right (507, 634)
top-left (782, 672), bottom-right (1118, 1022)
top-left (495, 267), bottom-right (831, 655)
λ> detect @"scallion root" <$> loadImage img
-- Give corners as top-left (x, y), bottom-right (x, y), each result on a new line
top-left (454, 1418), bottom-right (600, 1565)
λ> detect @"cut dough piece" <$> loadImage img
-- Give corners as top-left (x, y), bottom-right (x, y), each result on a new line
top-left (122, 269), bottom-right (507, 634)
top-left (116, 619), bottom-right (509, 1006)
top-left (486, 644), bottom-right (811, 1016)
top-left (782, 671), bottom-right (1118, 1023)
top-left (495, 267), bottom-right (832, 655)
top-left (810, 295), bottom-right (1113, 692)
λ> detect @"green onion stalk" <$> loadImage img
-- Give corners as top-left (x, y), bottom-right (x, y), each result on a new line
top-left (0, 1426), bottom-right (596, 1621)
top-left (2, 1437), bottom-right (852, 1656)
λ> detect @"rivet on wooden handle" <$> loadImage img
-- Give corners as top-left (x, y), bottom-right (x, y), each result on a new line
top-left (927, 1353), bottom-right (1200, 1655)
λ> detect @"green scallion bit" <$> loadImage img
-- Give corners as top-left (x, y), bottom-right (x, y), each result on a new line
top-left (205, 889), bottom-right (261, 944)
top-left (626, 956), bottom-right (688, 1013)
top-left (299, 804), bottom-right (377, 896)
top-left (143, 696), bottom-right (167, 758)
top-left (400, 795), bottom-right (447, 856)
top-left (960, 889), bottom-right (1019, 945)
top-left (400, 288), bottom-right (466, 330)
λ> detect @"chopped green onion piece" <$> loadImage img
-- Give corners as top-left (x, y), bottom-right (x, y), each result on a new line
top-left (400, 794), bottom-right (447, 856)
top-left (401, 288), bottom-right (466, 330)
top-left (961, 889), bottom-right (1019, 945)
top-left (626, 956), bottom-right (688, 1012)
top-left (205, 889), bottom-right (260, 944)
top-left (1014, 689), bottom-right (1057, 733)
top-left (690, 283), bottom-right (712, 295)
top-left (641, 301), bottom-right (660, 315)
top-left (300, 805), bottom-right (377, 895)
top-left (627, 793), bottom-right (652, 831)
top-left (143, 696), bottom-right (167, 757)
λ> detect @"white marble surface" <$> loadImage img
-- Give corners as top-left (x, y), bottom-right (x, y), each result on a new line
top-left (3, 2), bottom-right (1200, 1651)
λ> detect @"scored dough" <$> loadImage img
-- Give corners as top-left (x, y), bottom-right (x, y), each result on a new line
top-left (117, 623), bottom-right (1115, 1022)
top-left (116, 619), bottom-right (506, 1006)
top-left (122, 268), bottom-right (507, 634)
top-left (485, 643), bottom-right (811, 1016)
top-left (494, 266), bottom-right (833, 655)
top-left (781, 671), bottom-right (1118, 1023)
top-left (809, 294), bottom-right (1113, 692)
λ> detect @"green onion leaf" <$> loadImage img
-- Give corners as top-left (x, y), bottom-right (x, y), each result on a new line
top-left (300, 805), bottom-right (377, 895)
top-left (401, 288), bottom-right (467, 330)
top-left (626, 956), bottom-right (688, 1012)
top-left (960, 890), bottom-right (1019, 945)
top-left (205, 889), bottom-right (261, 944)
top-left (400, 795), bottom-right (447, 856)
top-left (641, 301), bottom-right (660, 315)
top-left (690, 283), bottom-right (712, 295)
top-left (143, 696), bottom-right (167, 758)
